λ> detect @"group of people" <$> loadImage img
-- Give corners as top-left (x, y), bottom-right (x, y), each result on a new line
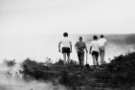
top-left (58, 32), bottom-right (107, 67)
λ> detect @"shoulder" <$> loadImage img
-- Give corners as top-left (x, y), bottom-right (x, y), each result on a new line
top-left (91, 41), bottom-right (95, 43)
top-left (67, 38), bottom-right (71, 42)
top-left (76, 41), bottom-right (79, 44)
top-left (102, 38), bottom-right (107, 40)
top-left (92, 40), bottom-right (99, 45)
top-left (105, 38), bottom-right (107, 41)
top-left (59, 41), bottom-right (62, 43)
top-left (82, 41), bottom-right (86, 45)
top-left (102, 38), bottom-right (107, 42)
top-left (90, 41), bottom-right (94, 45)
top-left (75, 41), bottom-right (79, 45)
top-left (64, 38), bottom-right (71, 42)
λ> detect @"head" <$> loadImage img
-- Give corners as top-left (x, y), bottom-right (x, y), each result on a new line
top-left (100, 34), bottom-right (104, 38)
top-left (93, 35), bottom-right (98, 40)
top-left (79, 36), bottom-right (83, 41)
top-left (63, 32), bottom-right (68, 37)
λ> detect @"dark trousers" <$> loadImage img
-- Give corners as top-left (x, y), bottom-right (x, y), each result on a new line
top-left (77, 52), bottom-right (84, 66)
top-left (92, 51), bottom-right (99, 66)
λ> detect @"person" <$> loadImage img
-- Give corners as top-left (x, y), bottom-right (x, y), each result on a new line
top-left (98, 35), bottom-right (107, 65)
top-left (75, 36), bottom-right (88, 66)
top-left (58, 32), bottom-right (72, 64)
top-left (89, 35), bottom-right (100, 66)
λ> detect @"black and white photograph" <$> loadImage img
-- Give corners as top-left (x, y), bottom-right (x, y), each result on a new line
top-left (1, 0), bottom-right (135, 90)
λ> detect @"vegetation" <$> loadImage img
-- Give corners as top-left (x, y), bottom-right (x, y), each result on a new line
top-left (95, 52), bottom-right (135, 87)
top-left (4, 59), bottom-right (16, 67)
top-left (21, 52), bottom-right (135, 89)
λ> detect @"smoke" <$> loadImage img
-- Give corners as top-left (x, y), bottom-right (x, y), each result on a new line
top-left (0, 63), bottom-right (68, 90)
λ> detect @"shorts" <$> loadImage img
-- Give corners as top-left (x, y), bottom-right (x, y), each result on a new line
top-left (62, 47), bottom-right (71, 53)
top-left (92, 51), bottom-right (99, 58)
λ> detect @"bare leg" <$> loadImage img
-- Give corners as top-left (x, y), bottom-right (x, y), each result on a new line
top-left (92, 55), bottom-right (97, 66)
top-left (67, 53), bottom-right (71, 64)
top-left (100, 50), bottom-right (105, 65)
top-left (92, 55), bottom-right (97, 70)
top-left (95, 55), bottom-right (99, 66)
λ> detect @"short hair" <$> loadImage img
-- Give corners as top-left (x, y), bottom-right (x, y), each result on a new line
top-left (93, 35), bottom-right (98, 40)
top-left (63, 32), bottom-right (68, 37)
top-left (100, 34), bottom-right (104, 38)
top-left (79, 36), bottom-right (83, 41)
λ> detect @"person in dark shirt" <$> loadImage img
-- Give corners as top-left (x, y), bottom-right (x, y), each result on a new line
top-left (75, 36), bottom-right (88, 66)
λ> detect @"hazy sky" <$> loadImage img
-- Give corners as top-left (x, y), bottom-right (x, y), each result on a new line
top-left (0, 0), bottom-right (135, 63)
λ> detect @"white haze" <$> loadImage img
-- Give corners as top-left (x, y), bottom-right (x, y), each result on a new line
top-left (0, 0), bottom-right (135, 64)
top-left (0, 63), bottom-right (67, 90)
top-left (0, 34), bottom-right (135, 65)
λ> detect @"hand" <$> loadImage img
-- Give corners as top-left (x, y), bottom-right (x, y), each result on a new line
top-left (70, 49), bottom-right (72, 53)
top-left (59, 49), bottom-right (61, 53)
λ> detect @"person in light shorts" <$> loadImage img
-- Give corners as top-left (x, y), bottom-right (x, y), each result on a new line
top-left (98, 35), bottom-right (107, 65)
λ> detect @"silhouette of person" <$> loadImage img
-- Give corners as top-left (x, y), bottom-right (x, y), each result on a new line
top-left (58, 32), bottom-right (72, 64)
top-left (75, 36), bottom-right (88, 66)
top-left (98, 35), bottom-right (107, 65)
top-left (89, 35), bottom-right (100, 66)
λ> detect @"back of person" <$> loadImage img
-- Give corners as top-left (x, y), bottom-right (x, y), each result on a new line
top-left (75, 41), bottom-right (86, 53)
top-left (98, 35), bottom-right (107, 65)
top-left (61, 37), bottom-right (71, 48)
top-left (90, 40), bottom-right (99, 53)
top-left (75, 36), bottom-right (87, 67)
top-left (90, 35), bottom-right (100, 66)
top-left (98, 38), bottom-right (107, 50)
top-left (58, 32), bottom-right (72, 64)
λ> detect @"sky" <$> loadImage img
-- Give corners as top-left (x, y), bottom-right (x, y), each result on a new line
top-left (0, 0), bottom-right (135, 63)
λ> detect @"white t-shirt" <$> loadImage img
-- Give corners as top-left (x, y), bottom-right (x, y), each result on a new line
top-left (98, 38), bottom-right (107, 49)
top-left (90, 40), bottom-right (100, 52)
top-left (60, 37), bottom-right (71, 48)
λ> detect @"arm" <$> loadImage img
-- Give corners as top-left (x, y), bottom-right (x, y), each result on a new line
top-left (75, 42), bottom-right (78, 52)
top-left (89, 46), bottom-right (92, 54)
top-left (70, 42), bottom-right (72, 53)
top-left (58, 41), bottom-right (62, 52)
top-left (105, 39), bottom-right (107, 47)
top-left (89, 42), bottom-right (93, 54)
top-left (84, 43), bottom-right (88, 53)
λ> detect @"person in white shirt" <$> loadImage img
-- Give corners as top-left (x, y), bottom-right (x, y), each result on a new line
top-left (58, 32), bottom-right (72, 64)
top-left (98, 35), bottom-right (107, 65)
top-left (89, 35), bottom-right (100, 66)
